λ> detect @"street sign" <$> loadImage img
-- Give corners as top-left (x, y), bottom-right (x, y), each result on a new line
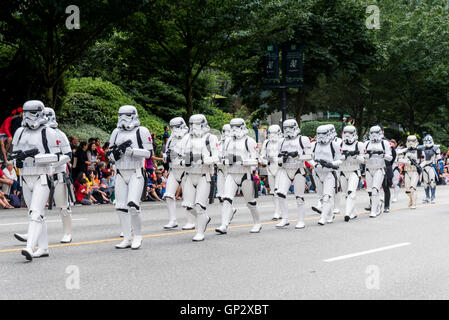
top-left (284, 43), bottom-right (303, 88)
top-left (262, 44), bottom-right (280, 88)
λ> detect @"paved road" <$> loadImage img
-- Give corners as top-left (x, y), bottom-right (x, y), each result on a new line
top-left (0, 185), bottom-right (448, 300)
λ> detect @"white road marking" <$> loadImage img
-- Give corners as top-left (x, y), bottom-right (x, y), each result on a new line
top-left (0, 218), bottom-right (87, 227)
top-left (323, 242), bottom-right (411, 262)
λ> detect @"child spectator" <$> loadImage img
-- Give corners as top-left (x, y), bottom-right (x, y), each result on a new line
top-left (76, 179), bottom-right (95, 205)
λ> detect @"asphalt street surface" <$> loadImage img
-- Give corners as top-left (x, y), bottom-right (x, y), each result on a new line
top-left (0, 185), bottom-right (448, 300)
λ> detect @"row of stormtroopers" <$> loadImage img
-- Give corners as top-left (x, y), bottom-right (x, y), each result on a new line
top-left (12, 101), bottom-right (73, 261)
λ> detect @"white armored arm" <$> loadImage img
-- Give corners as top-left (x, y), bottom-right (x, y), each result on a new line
top-left (300, 136), bottom-right (312, 161)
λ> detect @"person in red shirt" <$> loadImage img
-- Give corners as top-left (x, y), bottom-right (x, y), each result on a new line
top-left (0, 109), bottom-right (15, 162)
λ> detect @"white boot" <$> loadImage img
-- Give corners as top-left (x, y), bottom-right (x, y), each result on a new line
top-left (60, 208), bottom-right (72, 243)
top-left (22, 220), bottom-right (43, 261)
top-left (130, 207), bottom-right (143, 250)
top-left (411, 190), bottom-right (417, 209)
top-left (272, 197), bottom-right (281, 220)
top-left (193, 212), bottom-right (210, 242)
top-left (216, 201), bottom-right (231, 234)
top-left (115, 211), bottom-right (132, 249)
top-left (164, 198), bottom-right (178, 229)
top-left (295, 207), bottom-right (305, 229)
top-left (14, 233), bottom-right (28, 242)
top-left (33, 248), bottom-right (49, 258)
top-left (276, 197), bottom-right (289, 228)
top-left (182, 209), bottom-right (196, 230)
top-left (248, 205), bottom-right (262, 233)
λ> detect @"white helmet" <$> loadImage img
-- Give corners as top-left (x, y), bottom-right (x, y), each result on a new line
top-left (230, 118), bottom-right (248, 139)
top-left (369, 125), bottom-right (383, 143)
top-left (44, 107), bottom-right (58, 129)
top-left (169, 117), bottom-right (188, 139)
top-left (268, 124), bottom-right (282, 142)
top-left (221, 124), bottom-right (231, 141)
top-left (406, 135), bottom-right (419, 149)
top-left (22, 100), bottom-right (47, 130)
top-left (189, 114), bottom-right (209, 137)
top-left (423, 134), bottom-right (434, 148)
top-left (117, 105), bottom-right (140, 131)
top-left (283, 119), bottom-right (300, 139)
top-left (316, 125), bottom-right (332, 144)
top-left (327, 124), bottom-right (337, 140)
top-left (343, 125), bottom-right (357, 144)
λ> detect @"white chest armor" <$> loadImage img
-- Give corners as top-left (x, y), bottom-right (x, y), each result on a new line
top-left (183, 135), bottom-right (214, 174)
top-left (264, 140), bottom-right (281, 162)
top-left (280, 137), bottom-right (305, 169)
top-left (224, 137), bottom-right (251, 174)
top-left (403, 149), bottom-right (419, 172)
top-left (341, 142), bottom-right (362, 172)
top-left (313, 142), bottom-right (338, 174)
top-left (114, 129), bottom-right (145, 170)
top-left (167, 137), bottom-right (184, 169)
top-left (365, 141), bottom-right (385, 170)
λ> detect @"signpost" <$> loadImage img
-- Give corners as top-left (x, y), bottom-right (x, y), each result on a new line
top-left (262, 43), bottom-right (303, 126)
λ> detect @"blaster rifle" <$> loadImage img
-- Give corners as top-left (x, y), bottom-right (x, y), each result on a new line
top-left (318, 159), bottom-right (339, 170)
top-left (106, 139), bottom-right (133, 162)
top-left (11, 148), bottom-right (40, 168)
top-left (408, 156), bottom-right (422, 174)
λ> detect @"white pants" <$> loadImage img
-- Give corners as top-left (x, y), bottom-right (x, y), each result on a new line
top-left (267, 172), bottom-right (280, 216)
top-left (276, 168), bottom-right (306, 223)
top-left (220, 173), bottom-right (260, 228)
top-left (313, 170), bottom-right (337, 222)
top-left (216, 168), bottom-right (226, 200)
top-left (366, 168), bottom-right (385, 215)
top-left (340, 171), bottom-right (360, 216)
top-left (22, 175), bottom-right (50, 252)
top-left (115, 169), bottom-right (144, 238)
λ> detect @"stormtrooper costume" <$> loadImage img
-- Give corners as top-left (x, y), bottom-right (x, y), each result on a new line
top-left (178, 114), bottom-right (219, 241)
top-left (109, 106), bottom-right (153, 250)
top-left (420, 135), bottom-right (440, 204)
top-left (339, 126), bottom-right (365, 221)
top-left (215, 118), bottom-right (262, 234)
top-left (312, 124), bottom-right (342, 215)
top-left (364, 126), bottom-right (392, 217)
top-left (162, 117), bottom-right (196, 230)
top-left (12, 100), bottom-right (69, 261)
top-left (14, 108), bottom-right (74, 244)
top-left (216, 124), bottom-right (237, 223)
top-left (311, 125), bottom-right (342, 225)
top-left (392, 144), bottom-right (401, 203)
top-left (397, 135), bottom-right (421, 209)
top-left (274, 120), bottom-right (312, 229)
top-left (260, 125), bottom-right (283, 220)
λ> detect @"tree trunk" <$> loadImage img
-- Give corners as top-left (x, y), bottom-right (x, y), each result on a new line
top-left (295, 87), bottom-right (306, 125)
top-left (185, 76), bottom-right (193, 121)
top-left (44, 86), bottom-right (54, 108)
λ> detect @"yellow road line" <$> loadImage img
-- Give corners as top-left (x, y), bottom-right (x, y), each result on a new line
top-left (0, 201), bottom-right (447, 254)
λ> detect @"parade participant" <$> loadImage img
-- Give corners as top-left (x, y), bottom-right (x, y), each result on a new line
top-left (364, 125), bottom-right (392, 217)
top-left (420, 134), bottom-right (440, 204)
top-left (12, 100), bottom-right (69, 261)
top-left (339, 125), bottom-right (365, 221)
top-left (311, 125), bottom-right (342, 225)
top-left (260, 124), bottom-right (283, 221)
top-left (162, 117), bottom-right (196, 230)
top-left (178, 114), bottom-right (219, 241)
top-left (397, 135), bottom-right (421, 209)
top-left (381, 132), bottom-right (395, 213)
top-left (215, 118), bottom-right (261, 234)
top-left (391, 140), bottom-right (401, 203)
top-left (274, 120), bottom-right (312, 229)
top-left (14, 108), bottom-right (74, 244)
top-left (108, 105), bottom-right (153, 250)
top-left (216, 124), bottom-right (237, 223)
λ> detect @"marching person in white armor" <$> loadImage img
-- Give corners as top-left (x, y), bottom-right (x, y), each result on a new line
top-left (397, 135), bottom-right (421, 209)
top-left (162, 117), bottom-right (195, 230)
top-left (311, 125), bottom-right (342, 225)
top-left (339, 126), bottom-right (365, 221)
top-left (178, 114), bottom-right (219, 241)
top-left (260, 124), bottom-right (283, 221)
top-left (420, 135), bottom-right (440, 204)
top-left (274, 120), bottom-right (312, 229)
top-left (108, 105), bottom-right (153, 250)
top-left (14, 107), bottom-right (74, 244)
top-left (364, 125), bottom-right (392, 217)
top-left (216, 124), bottom-right (237, 223)
top-left (311, 124), bottom-right (341, 215)
top-left (12, 100), bottom-right (70, 261)
top-left (215, 118), bottom-right (262, 234)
